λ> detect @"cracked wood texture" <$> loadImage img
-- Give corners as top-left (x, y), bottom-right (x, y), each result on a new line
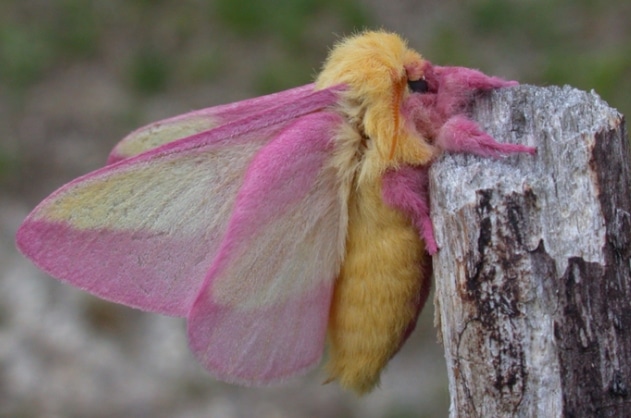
top-left (431, 85), bottom-right (631, 418)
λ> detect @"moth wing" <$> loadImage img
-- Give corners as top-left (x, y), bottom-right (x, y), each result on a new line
top-left (108, 84), bottom-right (317, 163)
top-left (16, 87), bottom-right (340, 317)
top-left (187, 111), bottom-right (348, 385)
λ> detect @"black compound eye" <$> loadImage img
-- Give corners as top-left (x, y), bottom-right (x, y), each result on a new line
top-left (408, 78), bottom-right (429, 93)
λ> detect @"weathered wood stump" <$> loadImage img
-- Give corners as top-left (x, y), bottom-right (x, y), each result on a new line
top-left (431, 85), bottom-right (631, 417)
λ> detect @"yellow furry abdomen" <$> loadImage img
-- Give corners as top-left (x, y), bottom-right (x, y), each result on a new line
top-left (326, 176), bottom-right (427, 394)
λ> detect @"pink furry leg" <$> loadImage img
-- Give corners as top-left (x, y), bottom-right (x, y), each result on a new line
top-left (435, 115), bottom-right (536, 157)
top-left (382, 166), bottom-right (437, 255)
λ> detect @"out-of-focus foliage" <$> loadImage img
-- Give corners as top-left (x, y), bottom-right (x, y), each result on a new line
top-left (0, 0), bottom-right (372, 98)
top-left (0, 0), bottom-right (100, 90)
top-left (425, 0), bottom-right (631, 118)
top-left (214, 0), bottom-right (369, 48)
top-left (1, 0), bottom-right (628, 109)
top-left (214, 0), bottom-right (372, 92)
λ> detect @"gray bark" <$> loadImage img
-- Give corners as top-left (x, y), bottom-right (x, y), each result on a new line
top-left (431, 85), bottom-right (631, 417)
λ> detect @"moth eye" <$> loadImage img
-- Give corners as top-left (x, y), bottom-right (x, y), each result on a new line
top-left (408, 79), bottom-right (429, 93)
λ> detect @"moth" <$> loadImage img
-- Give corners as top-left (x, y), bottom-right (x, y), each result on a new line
top-left (16, 31), bottom-right (535, 394)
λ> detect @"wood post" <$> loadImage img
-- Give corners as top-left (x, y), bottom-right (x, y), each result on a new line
top-left (431, 85), bottom-right (631, 417)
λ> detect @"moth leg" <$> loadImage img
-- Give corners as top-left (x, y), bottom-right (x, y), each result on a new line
top-left (435, 115), bottom-right (536, 157)
top-left (382, 166), bottom-right (437, 255)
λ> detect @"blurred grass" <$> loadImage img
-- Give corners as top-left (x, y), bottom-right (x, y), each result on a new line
top-left (214, 0), bottom-right (369, 50)
top-left (1, 1), bottom-right (628, 105)
top-left (0, 23), bottom-right (54, 90)
top-left (128, 47), bottom-right (171, 94)
top-left (0, 146), bottom-right (18, 186)
top-left (0, 0), bottom-right (100, 90)
top-left (0, 0), bottom-right (372, 97)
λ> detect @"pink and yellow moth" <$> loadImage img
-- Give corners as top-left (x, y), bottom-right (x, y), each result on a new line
top-left (16, 31), bottom-right (535, 394)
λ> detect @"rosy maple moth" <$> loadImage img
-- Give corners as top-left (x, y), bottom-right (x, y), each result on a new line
top-left (16, 30), bottom-right (535, 394)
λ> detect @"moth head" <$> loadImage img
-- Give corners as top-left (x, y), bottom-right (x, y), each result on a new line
top-left (315, 30), bottom-right (429, 104)
top-left (316, 31), bottom-right (432, 160)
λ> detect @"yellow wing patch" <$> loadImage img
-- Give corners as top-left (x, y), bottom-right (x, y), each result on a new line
top-left (114, 114), bottom-right (220, 160)
top-left (35, 142), bottom-right (262, 233)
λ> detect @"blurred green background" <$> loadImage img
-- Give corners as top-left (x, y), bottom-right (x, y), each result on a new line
top-left (1, 1), bottom-right (629, 417)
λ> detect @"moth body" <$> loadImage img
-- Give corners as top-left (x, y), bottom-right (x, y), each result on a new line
top-left (16, 30), bottom-right (535, 395)
top-left (317, 31), bottom-right (435, 393)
